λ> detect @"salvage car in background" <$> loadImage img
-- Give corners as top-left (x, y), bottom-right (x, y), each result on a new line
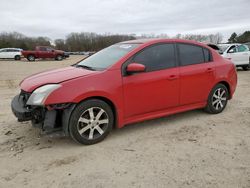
top-left (11, 39), bottom-right (237, 145)
top-left (0, 48), bottom-right (22, 60)
top-left (218, 43), bottom-right (250, 70)
top-left (22, 46), bottom-right (68, 61)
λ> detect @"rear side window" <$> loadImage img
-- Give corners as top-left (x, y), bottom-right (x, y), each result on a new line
top-left (203, 48), bottom-right (212, 62)
top-left (132, 43), bottom-right (176, 71)
top-left (178, 44), bottom-right (205, 66)
top-left (6, 49), bottom-right (18, 52)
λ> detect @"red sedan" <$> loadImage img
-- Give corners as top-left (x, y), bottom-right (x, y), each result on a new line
top-left (11, 39), bottom-right (237, 144)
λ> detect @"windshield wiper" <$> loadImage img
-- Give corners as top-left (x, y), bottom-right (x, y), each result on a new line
top-left (74, 64), bottom-right (96, 71)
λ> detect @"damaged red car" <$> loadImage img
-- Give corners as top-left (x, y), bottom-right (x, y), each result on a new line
top-left (11, 39), bottom-right (237, 145)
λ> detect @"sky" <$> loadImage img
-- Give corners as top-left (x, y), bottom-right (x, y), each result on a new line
top-left (0, 0), bottom-right (249, 41)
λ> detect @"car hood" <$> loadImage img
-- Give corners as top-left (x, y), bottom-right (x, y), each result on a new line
top-left (55, 50), bottom-right (64, 53)
top-left (20, 66), bottom-right (97, 92)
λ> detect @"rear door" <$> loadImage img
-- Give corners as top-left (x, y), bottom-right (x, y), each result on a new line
top-left (0, 49), bottom-right (6, 58)
top-left (8, 49), bottom-right (17, 58)
top-left (234, 45), bottom-right (249, 65)
top-left (122, 43), bottom-right (180, 118)
top-left (177, 43), bottom-right (215, 105)
top-left (6, 49), bottom-right (14, 58)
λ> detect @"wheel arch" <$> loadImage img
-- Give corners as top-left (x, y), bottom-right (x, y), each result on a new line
top-left (77, 96), bottom-right (118, 129)
top-left (27, 54), bottom-right (36, 59)
top-left (77, 95), bottom-right (119, 128)
top-left (216, 80), bottom-right (231, 99)
top-left (63, 96), bottom-right (119, 136)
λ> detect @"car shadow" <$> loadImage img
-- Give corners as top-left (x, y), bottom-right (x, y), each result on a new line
top-left (34, 109), bottom-right (206, 148)
top-left (111, 109), bottom-right (205, 137)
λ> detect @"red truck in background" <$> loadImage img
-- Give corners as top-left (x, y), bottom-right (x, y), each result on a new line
top-left (22, 46), bottom-right (68, 61)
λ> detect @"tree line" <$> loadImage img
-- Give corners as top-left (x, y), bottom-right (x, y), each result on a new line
top-left (0, 31), bottom-right (249, 51)
top-left (228, 31), bottom-right (250, 43)
top-left (0, 32), bottom-right (135, 51)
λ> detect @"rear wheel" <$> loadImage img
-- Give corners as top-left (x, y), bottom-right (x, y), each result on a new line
top-left (27, 55), bottom-right (35, 61)
top-left (14, 55), bottom-right (21, 60)
top-left (204, 84), bottom-right (229, 114)
top-left (69, 99), bottom-right (114, 145)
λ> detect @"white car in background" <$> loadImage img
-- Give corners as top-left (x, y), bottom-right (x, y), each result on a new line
top-left (218, 44), bottom-right (250, 70)
top-left (0, 48), bottom-right (22, 60)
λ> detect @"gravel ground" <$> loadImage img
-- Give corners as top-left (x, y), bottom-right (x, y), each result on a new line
top-left (0, 56), bottom-right (249, 188)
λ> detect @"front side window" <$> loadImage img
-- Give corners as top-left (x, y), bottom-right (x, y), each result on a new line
top-left (40, 47), bottom-right (47, 51)
top-left (47, 48), bottom-right (54, 51)
top-left (227, 45), bottom-right (237, 53)
top-left (237, 45), bottom-right (249, 52)
top-left (178, 44), bottom-right (205, 66)
top-left (132, 43), bottom-right (176, 71)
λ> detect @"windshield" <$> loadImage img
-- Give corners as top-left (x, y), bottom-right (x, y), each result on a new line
top-left (218, 44), bottom-right (230, 52)
top-left (77, 43), bottom-right (139, 70)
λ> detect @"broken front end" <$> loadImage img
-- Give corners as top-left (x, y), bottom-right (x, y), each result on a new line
top-left (11, 85), bottom-right (75, 134)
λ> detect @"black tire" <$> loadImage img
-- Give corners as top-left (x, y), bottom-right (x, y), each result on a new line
top-left (204, 84), bottom-right (229, 114)
top-left (242, 64), bottom-right (250, 71)
top-left (69, 99), bottom-right (114, 145)
top-left (27, 55), bottom-right (35, 61)
top-left (14, 55), bottom-right (21, 60)
top-left (55, 55), bottom-right (63, 61)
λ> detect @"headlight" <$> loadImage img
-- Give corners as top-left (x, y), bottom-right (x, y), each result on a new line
top-left (26, 84), bottom-right (61, 105)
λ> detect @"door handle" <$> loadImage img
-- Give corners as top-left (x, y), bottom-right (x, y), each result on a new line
top-left (167, 75), bottom-right (179, 80)
top-left (206, 68), bottom-right (214, 73)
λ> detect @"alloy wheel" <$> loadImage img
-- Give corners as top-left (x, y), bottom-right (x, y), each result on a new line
top-left (77, 107), bottom-right (109, 140)
top-left (212, 88), bottom-right (227, 110)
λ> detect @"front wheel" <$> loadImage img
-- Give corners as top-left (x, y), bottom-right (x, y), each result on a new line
top-left (204, 84), bottom-right (229, 114)
top-left (242, 64), bottom-right (250, 71)
top-left (55, 55), bottom-right (63, 61)
top-left (69, 99), bottom-right (114, 145)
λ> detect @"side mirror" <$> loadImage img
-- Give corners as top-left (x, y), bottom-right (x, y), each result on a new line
top-left (228, 49), bottom-right (235, 53)
top-left (126, 63), bottom-right (146, 74)
top-left (218, 50), bottom-right (223, 55)
top-left (51, 50), bottom-right (55, 52)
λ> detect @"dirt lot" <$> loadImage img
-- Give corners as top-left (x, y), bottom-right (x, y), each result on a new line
top-left (0, 56), bottom-right (249, 188)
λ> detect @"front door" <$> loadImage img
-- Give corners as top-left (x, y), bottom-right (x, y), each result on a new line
top-left (122, 43), bottom-right (180, 118)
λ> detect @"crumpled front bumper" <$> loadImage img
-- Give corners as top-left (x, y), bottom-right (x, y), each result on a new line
top-left (11, 93), bottom-right (76, 135)
top-left (11, 95), bottom-right (33, 122)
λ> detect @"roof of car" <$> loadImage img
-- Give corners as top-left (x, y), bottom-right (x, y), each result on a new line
top-left (0, 48), bottom-right (22, 50)
top-left (218, 43), bottom-right (241, 46)
top-left (120, 38), bottom-right (208, 47)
